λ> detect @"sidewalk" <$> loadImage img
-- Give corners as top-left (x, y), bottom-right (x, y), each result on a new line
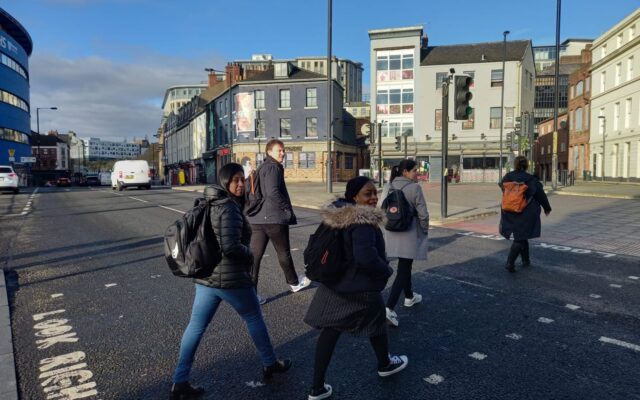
top-left (551, 181), bottom-right (640, 199)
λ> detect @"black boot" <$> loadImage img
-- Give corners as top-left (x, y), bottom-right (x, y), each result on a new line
top-left (170, 382), bottom-right (205, 399)
top-left (521, 240), bottom-right (531, 267)
top-left (263, 359), bottom-right (292, 380)
top-left (505, 264), bottom-right (516, 272)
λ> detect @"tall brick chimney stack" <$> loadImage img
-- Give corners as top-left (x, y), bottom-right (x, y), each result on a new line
top-left (208, 70), bottom-right (219, 88)
top-left (225, 63), bottom-right (243, 88)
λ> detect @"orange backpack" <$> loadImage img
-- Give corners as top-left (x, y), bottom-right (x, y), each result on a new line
top-left (501, 181), bottom-right (529, 213)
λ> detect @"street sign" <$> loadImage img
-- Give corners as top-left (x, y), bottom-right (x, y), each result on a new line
top-left (20, 156), bottom-right (36, 163)
top-left (8, 157), bottom-right (15, 162)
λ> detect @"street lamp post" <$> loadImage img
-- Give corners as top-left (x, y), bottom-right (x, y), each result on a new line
top-left (598, 115), bottom-right (606, 181)
top-left (326, 0), bottom-right (333, 193)
top-left (499, 30), bottom-right (510, 181)
top-left (552, 0), bottom-right (562, 190)
top-left (35, 106), bottom-right (58, 173)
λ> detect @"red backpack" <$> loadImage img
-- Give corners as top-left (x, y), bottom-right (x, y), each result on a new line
top-left (501, 181), bottom-right (530, 213)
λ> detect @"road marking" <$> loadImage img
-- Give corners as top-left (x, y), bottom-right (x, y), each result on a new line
top-left (424, 374), bottom-right (444, 385)
top-left (150, 275), bottom-right (161, 279)
top-left (245, 381), bottom-right (265, 388)
top-left (50, 293), bottom-right (64, 299)
top-left (609, 284), bottom-right (622, 288)
top-left (104, 283), bottom-right (117, 288)
top-left (589, 294), bottom-right (602, 299)
top-left (291, 248), bottom-right (299, 251)
top-left (128, 196), bottom-right (149, 203)
top-left (629, 276), bottom-right (639, 280)
top-left (505, 333), bottom-right (522, 340)
top-left (158, 205), bottom-right (185, 214)
top-left (468, 352), bottom-right (487, 360)
top-left (538, 317), bottom-right (554, 324)
top-left (599, 336), bottom-right (640, 352)
top-left (565, 304), bottom-right (581, 310)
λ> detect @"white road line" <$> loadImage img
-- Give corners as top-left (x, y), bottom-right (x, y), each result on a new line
top-left (610, 284), bottom-right (622, 288)
top-left (104, 283), bottom-right (118, 288)
top-left (599, 336), bottom-right (640, 352)
top-left (424, 374), bottom-right (444, 385)
top-left (150, 275), bottom-right (161, 279)
top-left (291, 248), bottom-right (299, 251)
top-left (128, 196), bottom-right (149, 203)
top-left (50, 293), bottom-right (64, 298)
top-left (538, 317), bottom-right (554, 324)
top-left (590, 294), bottom-right (602, 299)
top-left (468, 352), bottom-right (487, 360)
top-left (629, 276), bottom-right (639, 280)
top-left (505, 333), bottom-right (522, 340)
top-left (565, 304), bottom-right (581, 310)
top-left (158, 205), bottom-right (185, 214)
top-left (245, 381), bottom-right (265, 388)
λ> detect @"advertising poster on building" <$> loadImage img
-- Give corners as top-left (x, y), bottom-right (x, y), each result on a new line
top-left (234, 92), bottom-right (255, 133)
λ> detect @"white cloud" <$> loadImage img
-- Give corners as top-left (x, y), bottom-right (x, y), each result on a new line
top-left (29, 53), bottom-right (221, 141)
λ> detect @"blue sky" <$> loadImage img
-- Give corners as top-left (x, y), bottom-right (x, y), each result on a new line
top-left (4, 0), bottom-right (639, 140)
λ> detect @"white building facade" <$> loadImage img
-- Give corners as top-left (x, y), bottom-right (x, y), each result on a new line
top-left (589, 8), bottom-right (640, 181)
top-left (83, 138), bottom-right (141, 160)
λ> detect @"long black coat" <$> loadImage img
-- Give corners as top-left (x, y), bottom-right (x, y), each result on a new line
top-left (195, 184), bottom-right (253, 289)
top-left (246, 155), bottom-right (297, 225)
top-left (499, 171), bottom-right (552, 240)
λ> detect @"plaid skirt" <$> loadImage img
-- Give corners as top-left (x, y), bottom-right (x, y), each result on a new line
top-left (304, 284), bottom-right (387, 337)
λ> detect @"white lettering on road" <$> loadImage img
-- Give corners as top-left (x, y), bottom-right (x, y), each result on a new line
top-left (629, 276), bottom-right (639, 280)
top-left (104, 283), bottom-right (117, 288)
top-left (468, 352), bottom-right (487, 360)
top-left (599, 336), bottom-right (640, 352)
top-left (51, 294), bottom-right (64, 298)
top-left (610, 284), bottom-right (622, 288)
top-left (128, 196), bottom-right (148, 203)
top-left (245, 381), bottom-right (265, 388)
top-left (31, 310), bottom-right (99, 398)
top-left (589, 294), bottom-right (602, 299)
top-left (538, 317), bottom-right (554, 324)
top-left (424, 374), bottom-right (445, 385)
top-left (565, 304), bottom-right (581, 310)
top-left (505, 333), bottom-right (522, 340)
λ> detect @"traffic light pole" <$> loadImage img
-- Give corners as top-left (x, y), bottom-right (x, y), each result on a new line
top-left (378, 122), bottom-right (383, 188)
top-left (441, 78), bottom-right (449, 220)
top-left (404, 134), bottom-right (408, 159)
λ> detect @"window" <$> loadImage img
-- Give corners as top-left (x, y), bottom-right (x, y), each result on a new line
top-left (436, 72), bottom-right (448, 89)
top-left (462, 109), bottom-right (475, 129)
top-left (389, 55), bottom-right (401, 70)
top-left (628, 56), bottom-right (634, 81)
top-left (402, 54), bottom-right (414, 79)
top-left (625, 98), bottom-right (632, 129)
top-left (275, 63), bottom-right (289, 78)
top-left (490, 107), bottom-right (502, 129)
top-left (614, 102), bottom-right (620, 131)
top-left (306, 88), bottom-right (317, 107)
top-left (389, 89), bottom-right (401, 114)
top-left (575, 80), bottom-right (584, 96)
top-left (600, 71), bottom-right (606, 93)
top-left (602, 44), bottom-right (607, 58)
top-left (388, 122), bottom-right (400, 137)
top-left (376, 56), bottom-right (388, 71)
top-left (561, 142), bottom-right (566, 152)
top-left (491, 69), bottom-right (503, 87)
top-left (376, 90), bottom-right (389, 114)
top-left (435, 109), bottom-right (442, 130)
top-left (255, 119), bottom-right (265, 138)
top-left (575, 107), bottom-right (583, 131)
top-left (344, 154), bottom-right (354, 170)
top-left (254, 90), bottom-right (265, 109)
top-left (279, 89), bottom-right (290, 108)
top-left (285, 153), bottom-right (293, 168)
top-left (617, 33), bottom-right (623, 49)
top-left (630, 24), bottom-right (636, 41)
top-left (299, 152), bottom-right (316, 168)
top-left (402, 122), bottom-right (413, 137)
top-left (616, 63), bottom-right (622, 85)
top-left (280, 118), bottom-right (291, 137)
top-left (504, 108), bottom-right (515, 128)
top-left (306, 117), bottom-right (318, 137)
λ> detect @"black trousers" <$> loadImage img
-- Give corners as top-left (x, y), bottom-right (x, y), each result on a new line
top-left (250, 224), bottom-right (299, 287)
top-left (312, 328), bottom-right (389, 390)
top-left (386, 258), bottom-right (414, 310)
top-left (507, 239), bottom-right (530, 266)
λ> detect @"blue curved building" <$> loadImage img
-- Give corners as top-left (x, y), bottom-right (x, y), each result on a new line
top-left (0, 7), bottom-right (32, 166)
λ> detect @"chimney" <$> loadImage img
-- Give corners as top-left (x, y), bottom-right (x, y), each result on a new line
top-left (421, 34), bottom-right (429, 49)
top-left (225, 63), bottom-right (243, 88)
top-left (208, 71), bottom-right (219, 88)
top-left (481, 53), bottom-right (487, 61)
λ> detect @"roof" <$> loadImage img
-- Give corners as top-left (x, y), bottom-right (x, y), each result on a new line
top-left (368, 25), bottom-right (423, 37)
top-left (200, 81), bottom-right (229, 103)
top-left (420, 40), bottom-right (531, 66)
top-left (161, 83), bottom-right (208, 109)
top-left (0, 7), bottom-right (33, 56)
top-left (538, 62), bottom-right (583, 76)
top-left (241, 66), bottom-right (328, 82)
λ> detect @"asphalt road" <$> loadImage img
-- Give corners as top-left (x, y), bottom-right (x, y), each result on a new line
top-left (2, 186), bottom-right (639, 400)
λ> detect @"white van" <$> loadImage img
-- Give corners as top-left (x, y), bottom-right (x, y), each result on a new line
top-left (111, 160), bottom-right (151, 191)
top-left (99, 172), bottom-right (111, 186)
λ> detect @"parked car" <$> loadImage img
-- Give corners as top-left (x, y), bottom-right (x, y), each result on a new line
top-left (111, 160), bottom-right (151, 191)
top-left (0, 165), bottom-right (19, 194)
top-left (85, 175), bottom-right (100, 186)
top-left (99, 172), bottom-right (111, 186)
top-left (56, 177), bottom-right (71, 187)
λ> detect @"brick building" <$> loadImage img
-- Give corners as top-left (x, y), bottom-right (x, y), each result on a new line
top-left (534, 113), bottom-right (569, 182)
top-left (567, 46), bottom-right (593, 179)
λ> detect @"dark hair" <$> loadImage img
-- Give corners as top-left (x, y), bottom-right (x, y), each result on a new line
top-left (218, 163), bottom-right (244, 197)
top-left (390, 159), bottom-right (418, 182)
top-left (514, 156), bottom-right (528, 171)
top-left (344, 176), bottom-right (373, 203)
top-left (265, 139), bottom-right (284, 154)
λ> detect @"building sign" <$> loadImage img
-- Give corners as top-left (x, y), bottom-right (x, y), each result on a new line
top-left (284, 146), bottom-right (303, 152)
top-left (0, 35), bottom-right (19, 55)
top-left (234, 93), bottom-right (255, 133)
top-left (8, 148), bottom-right (15, 157)
top-left (21, 156), bottom-right (36, 163)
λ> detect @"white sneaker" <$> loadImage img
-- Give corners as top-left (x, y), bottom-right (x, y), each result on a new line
top-left (290, 276), bottom-right (312, 293)
top-left (404, 293), bottom-right (422, 307)
top-left (386, 307), bottom-right (399, 327)
top-left (378, 355), bottom-right (408, 377)
top-left (308, 383), bottom-right (332, 400)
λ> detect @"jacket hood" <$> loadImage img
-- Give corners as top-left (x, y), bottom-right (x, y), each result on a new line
top-left (204, 184), bottom-right (229, 201)
top-left (321, 199), bottom-right (385, 229)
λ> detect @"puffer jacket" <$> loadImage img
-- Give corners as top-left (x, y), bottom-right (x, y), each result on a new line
top-left (195, 184), bottom-right (253, 289)
top-left (321, 199), bottom-right (393, 293)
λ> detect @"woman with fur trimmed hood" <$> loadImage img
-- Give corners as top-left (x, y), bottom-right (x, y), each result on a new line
top-left (304, 176), bottom-right (409, 400)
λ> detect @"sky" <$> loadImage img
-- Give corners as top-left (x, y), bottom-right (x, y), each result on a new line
top-left (3, 0), bottom-right (639, 141)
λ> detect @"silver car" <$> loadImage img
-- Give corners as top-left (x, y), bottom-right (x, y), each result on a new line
top-left (0, 165), bottom-right (19, 194)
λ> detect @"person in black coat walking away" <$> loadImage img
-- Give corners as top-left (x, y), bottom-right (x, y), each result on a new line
top-left (170, 163), bottom-right (291, 399)
top-left (304, 176), bottom-right (408, 400)
top-left (499, 156), bottom-right (552, 272)
top-left (248, 139), bottom-right (311, 304)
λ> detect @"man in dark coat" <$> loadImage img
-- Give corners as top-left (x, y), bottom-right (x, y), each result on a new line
top-left (499, 156), bottom-right (552, 272)
top-left (248, 139), bottom-right (311, 303)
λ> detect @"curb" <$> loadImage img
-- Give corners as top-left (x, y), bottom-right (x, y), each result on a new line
top-left (430, 210), bottom-right (499, 226)
top-left (552, 191), bottom-right (640, 200)
top-left (0, 270), bottom-right (18, 399)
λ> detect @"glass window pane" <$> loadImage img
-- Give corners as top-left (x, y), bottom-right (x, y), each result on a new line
top-left (389, 55), bottom-right (401, 70)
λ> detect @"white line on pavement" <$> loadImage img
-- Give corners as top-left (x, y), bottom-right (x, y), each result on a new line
top-left (629, 276), bottom-right (639, 280)
top-left (610, 284), bottom-right (622, 288)
top-left (469, 352), bottom-right (487, 360)
top-left (589, 294), bottom-right (602, 299)
top-left (599, 336), bottom-right (640, 352)
top-left (104, 283), bottom-right (117, 288)
top-left (565, 304), bottom-right (581, 310)
top-left (50, 293), bottom-right (64, 298)
top-left (424, 374), bottom-right (444, 385)
top-left (158, 205), bottom-right (185, 214)
top-left (538, 317), bottom-right (554, 324)
top-left (505, 333), bottom-right (522, 340)
top-left (128, 196), bottom-right (149, 203)
top-left (291, 248), bottom-right (299, 251)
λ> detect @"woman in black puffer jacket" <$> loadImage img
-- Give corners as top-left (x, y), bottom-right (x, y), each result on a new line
top-left (170, 163), bottom-right (291, 399)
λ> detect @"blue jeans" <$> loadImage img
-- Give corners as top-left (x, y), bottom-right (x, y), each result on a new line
top-left (173, 284), bottom-right (277, 383)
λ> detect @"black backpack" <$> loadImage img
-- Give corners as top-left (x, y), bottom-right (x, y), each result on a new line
top-left (244, 167), bottom-right (264, 217)
top-left (304, 223), bottom-right (347, 284)
top-left (164, 198), bottom-right (221, 278)
top-left (381, 183), bottom-right (414, 232)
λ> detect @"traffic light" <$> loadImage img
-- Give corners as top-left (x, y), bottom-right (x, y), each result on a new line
top-left (480, 133), bottom-right (486, 140)
top-left (454, 75), bottom-right (473, 120)
top-left (395, 136), bottom-right (402, 151)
